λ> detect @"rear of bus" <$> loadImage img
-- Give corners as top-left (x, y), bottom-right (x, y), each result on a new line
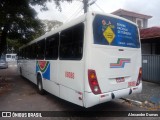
top-left (84, 13), bottom-right (142, 108)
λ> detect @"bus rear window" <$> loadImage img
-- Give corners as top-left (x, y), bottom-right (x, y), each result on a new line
top-left (93, 14), bottom-right (140, 48)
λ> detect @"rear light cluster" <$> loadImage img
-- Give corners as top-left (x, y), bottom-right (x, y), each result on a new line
top-left (136, 67), bottom-right (142, 86)
top-left (88, 69), bottom-right (102, 95)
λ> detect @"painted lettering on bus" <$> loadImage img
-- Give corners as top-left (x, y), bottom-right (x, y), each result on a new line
top-left (65, 71), bottom-right (74, 79)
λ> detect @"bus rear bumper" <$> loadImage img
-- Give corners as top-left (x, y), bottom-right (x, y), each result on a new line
top-left (84, 83), bottom-right (142, 108)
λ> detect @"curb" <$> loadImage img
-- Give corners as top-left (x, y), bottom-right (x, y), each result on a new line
top-left (121, 98), bottom-right (143, 106)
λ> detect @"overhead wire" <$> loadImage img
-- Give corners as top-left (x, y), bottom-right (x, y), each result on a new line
top-left (64, 3), bottom-right (83, 23)
top-left (62, 1), bottom-right (80, 16)
top-left (45, 0), bottom-right (106, 24)
top-left (64, 8), bottom-right (83, 23)
top-left (73, 7), bottom-right (83, 18)
top-left (44, 0), bottom-right (83, 22)
top-left (95, 2), bottom-right (105, 13)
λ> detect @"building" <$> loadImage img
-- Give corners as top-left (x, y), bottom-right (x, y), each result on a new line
top-left (112, 9), bottom-right (154, 55)
top-left (140, 27), bottom-right (160, 83)
top-left (112, 9), bottom-right (152, 29)
top-left (112, 9), bottom-right (160, 83)
top-left (141, 27), bottom-right (160, 55)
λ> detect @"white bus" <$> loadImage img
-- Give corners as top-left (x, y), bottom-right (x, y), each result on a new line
top-left (17, 12), bottom-right (142, 108)
top-left (6, 54), bottom-right (17, 62)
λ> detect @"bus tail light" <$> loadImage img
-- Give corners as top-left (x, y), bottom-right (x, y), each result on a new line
top-left (136, 67), bottom-right (142, 86)
top-left (88, 69), bottom-right (102, 95)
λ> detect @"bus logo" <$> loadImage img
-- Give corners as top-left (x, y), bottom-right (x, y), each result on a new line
top-left (110, 58), bottom-right (131, 68)
top-left (36, 61), bottom-right (50, 80)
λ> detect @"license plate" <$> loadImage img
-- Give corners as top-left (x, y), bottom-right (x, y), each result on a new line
top-left (116, 77), bottom-right (125, 83)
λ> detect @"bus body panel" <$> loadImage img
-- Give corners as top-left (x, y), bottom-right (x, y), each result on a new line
top-left (20, 60), bottom-right (37, 84)
top-left (83, 13), bottom-right (94, 93)
top-left (58, 60), bottom-right (84, 106)
top-left (17, 12), bottom-right (142, 108)
top-left (84, 83), bottom-right (142, 108)
top-left (21, 60), bottom-right (29, 79)
top-left (57, 21), bottom-right (86, 106)
top-left (90, 46), bottom-right (141, 93)
top-left (43, 80), bottom-right (60, 97)
top-left (27, 60), bottom-right (37, 84)
top-left (50, 60), bottom-right (59, 83)
top-left (39, 60), bottom-right (60, 97)
top-left (83, 13), bottom-right (142, 107)
top-left (60, 85), bottom-right (83, 106)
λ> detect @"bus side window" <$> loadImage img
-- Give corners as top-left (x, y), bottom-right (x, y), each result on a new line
top-left (7, 55), bottom-right (11, 59)
top-left (30, 43), bottom-right (36, 59)
top-left (37, 40), bottom-right (45, 60)
top-left (60, 23), bottom-right (84, 60)
top-left (45, 33), bottom-right (59, 60)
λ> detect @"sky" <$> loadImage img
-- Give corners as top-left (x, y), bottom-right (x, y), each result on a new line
top-left (34, 0), bottom-right (160, 27)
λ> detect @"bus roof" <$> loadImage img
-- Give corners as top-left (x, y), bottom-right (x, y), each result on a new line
top-left (20, 13), bottom-right (87, 49)
top-left (19, 12), bottom-right (138, 49)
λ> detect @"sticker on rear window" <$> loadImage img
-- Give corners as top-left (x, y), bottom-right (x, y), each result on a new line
top-left (93, 14), bottom-right (140, 48)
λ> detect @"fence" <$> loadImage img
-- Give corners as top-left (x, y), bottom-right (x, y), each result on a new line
top-left (142, 55), bottom-right (160, 83)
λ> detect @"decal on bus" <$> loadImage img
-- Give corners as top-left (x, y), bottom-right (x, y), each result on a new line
top-left (36, 61), bottom-right (50, 80)
top-left (110, 58), bottom-right (131, 68)
top-left (93, 15), bottom-right (140, 48)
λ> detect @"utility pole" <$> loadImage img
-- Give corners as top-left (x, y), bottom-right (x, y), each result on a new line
top-left (83, 0), bottom-right (88, 13)
top-left (83, 0), bottom-right (97, 13)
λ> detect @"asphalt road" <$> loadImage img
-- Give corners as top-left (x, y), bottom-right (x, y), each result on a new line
top-left (0, 62), bottom-right (159, 120)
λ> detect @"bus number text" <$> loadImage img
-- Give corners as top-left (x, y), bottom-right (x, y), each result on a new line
top-left (65, 72), bottom-right (74, 79)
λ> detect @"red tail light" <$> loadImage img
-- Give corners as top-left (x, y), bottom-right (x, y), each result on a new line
top-left (88, 69), bottom-right (102, 95)
top-left (136, 67), bottom-right (142, 86)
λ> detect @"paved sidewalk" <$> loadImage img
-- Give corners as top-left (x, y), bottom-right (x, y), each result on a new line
top-left (125, 81), bottom-right (160, 110)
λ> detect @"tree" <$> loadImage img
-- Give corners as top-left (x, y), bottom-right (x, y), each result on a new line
top-left (7, 39), bottom-right (22, 53)
top-left (30, 0), bottom-right (72, 12)
top-left (42, 20), bottom-right (63, 32)
top-left (0, 0), bottom-right (43, 55)
top-left (0, 0), bottom-right (72, 55)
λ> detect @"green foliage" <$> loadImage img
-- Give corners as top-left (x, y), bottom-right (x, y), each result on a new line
top-left (42, 20), bottom-right (63, 32)
top-left (7, 39), bottom-right (23, 53)
top-left (30, 0), bottom-right (72, 11)
top-left (0, 0), bottom-right (72, 55)
top-left (0, 0), bottom-right (43, 54)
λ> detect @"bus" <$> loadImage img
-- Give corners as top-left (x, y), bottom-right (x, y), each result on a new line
top-left (6, 54), bottom-right (17, 62)
top-left (17, 12), bottom-right (142, 108)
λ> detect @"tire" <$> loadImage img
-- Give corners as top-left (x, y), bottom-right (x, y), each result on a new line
top-left (37, 74), bottom-right (45, 95)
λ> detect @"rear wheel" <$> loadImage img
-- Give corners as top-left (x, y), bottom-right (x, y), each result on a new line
top-left (37, 74), bottom-right (45, 95)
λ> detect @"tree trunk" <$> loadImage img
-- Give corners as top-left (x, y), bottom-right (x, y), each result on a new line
top-left (0, 25), bottom-right (9, 55)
